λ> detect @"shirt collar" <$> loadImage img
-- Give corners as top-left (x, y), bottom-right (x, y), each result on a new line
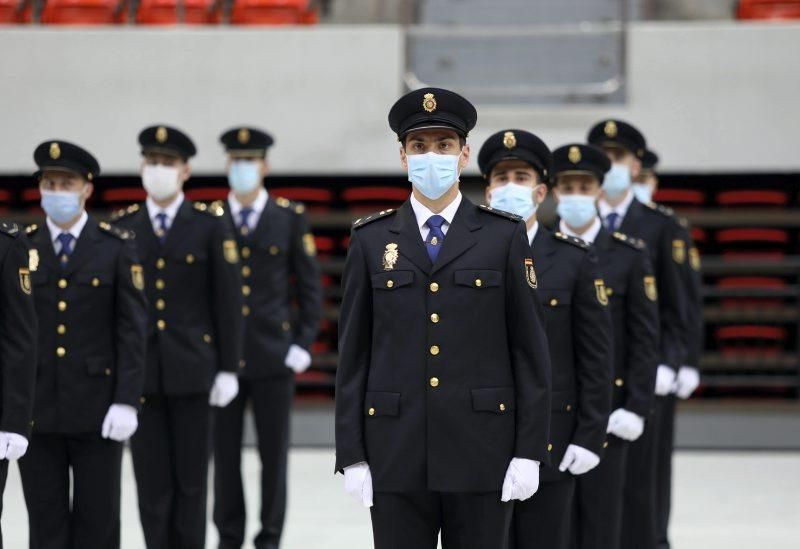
top-left (410, 191), bottom-right (463, 231)
top-left (147, 191), bottom-right (185, 224)
top-left (560, 216), bottom-right (602, 244)
top-left (228, 188), bottom-right (268, 219)
top-left (47, 210), bottom-right (89, 244)
top-left (527, 221), bottom-right (539, 246)
top-left (597, 188), bottom-right (635, 220)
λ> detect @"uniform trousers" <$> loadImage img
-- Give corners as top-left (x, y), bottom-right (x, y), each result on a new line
top-left (511, 477), bottom-right (575, 549)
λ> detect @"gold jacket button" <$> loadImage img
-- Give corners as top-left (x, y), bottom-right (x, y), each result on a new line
top-left (58, 300), bottom-right (67, 312)
top-left (58, 278), bottom-right (68, 289)
top-left (282, 321), bottom-right (291, 332)
top-left (242, 285), bottom-right (251, 296)
top-left (615, 378), bottom-right (624, 387)
top-left (92, 278), bottom-right (100, 287)
top-left (203, 334), bottom-right (212, 343)
top-left (499, 403), bottom-right (506, 412)
top-left (57, 324), bottom-right (66, 335)
top-left (550, 298), bottom-right (558, 306)
top-left (603, 441), bottom-right (609, 449)
top-left (269, 246), bottom-right (279, 256)
top-left (386, 280), bottom-right (394, 288)
top-left (105, 368), bottom-right (111, 376)
top-left (155, 279), bottom-right (165, 290)
top-left (242, 266), bottom-right (251, 278)
top-left (606, 287), bottom-right (614, 296)
top-left (368, 408), bottom-right (376, 416)
top-left (156, 299), bottom-right (166, 311)
top-left (547, 443), bottom-right (553, 452)
top-left (56, 347), bottom-right (66, 358)
top-left (429, 282), bottom-right (439, 293)
top-left (157, 319), bottom-right (166, 331)
top-left (430, 313), bottom-right (440, 323)
top-left (242, 247), bottom-right (251, 259)
top-left (156, 258), bottom-right (165, 270)
top-left (239, 359), bottom-right (246, 369)
top-left (140, 396), bottom-right (146, 405)
top-left (242, 305), bottom-right (251, 317)
top-left (186, 254), bottom-right (195, 264)
top-left (429, 345), bottom-right (440, 356)
top-left (429, 377), bottom-right (440, 388)
top-left (475, 279), bottom-right (482, 287)
top-left (566, 404), bottom-right (573, 412)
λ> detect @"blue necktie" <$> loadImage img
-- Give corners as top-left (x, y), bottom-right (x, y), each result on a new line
top-left (425, 215), bottom-right (446, 263)
top-left (239, 208), bottom-right (254, 238)
top-left (155, 213), bottom-right (169, 244)
top-left (57, 233), bottom-right (75, 267)
top-left (606, 212), bottom-right (619, 232)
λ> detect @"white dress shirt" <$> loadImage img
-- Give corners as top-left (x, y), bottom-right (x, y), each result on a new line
top-left (560, 216), bottom-right (602, 245)
top-left (228, 188), bottom-right (269, 230)
top-left (47, 210), bottom-right (89, 254)
top-left (526, 221), bottom-right (539, 246)
top-left (409, 191), bottom-right (463, 242)
top-left (146, 192), bottom-right (185, 234)
top-left (597, 189), bottom-right (635, 229)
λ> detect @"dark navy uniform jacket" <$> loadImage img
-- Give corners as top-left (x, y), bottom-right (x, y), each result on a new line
top-left (531, 226), bottom-right (613, 482)
top-left (335, 198), bottom-right (552, 493)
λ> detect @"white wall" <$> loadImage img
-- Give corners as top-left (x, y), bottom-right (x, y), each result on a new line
top-left (0, 22), bottom-right (798, 175)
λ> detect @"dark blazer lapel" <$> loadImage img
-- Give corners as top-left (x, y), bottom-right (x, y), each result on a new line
top-left (33, 222), bottom-right (60, 273)
top-left (160, 200), bottom-right (194, 254)
top-left (530, 225), bottom-right (556, 277)
top-left (388, 201), bottom-right (432, 275)
top-left (63, 216), bottom-right (101, 276)
top-left (619, 197), bottom-right (643, 234)
top-left (429, 198), bottom-right (480, 276)
top-left (251, 198), bottom-right (274, 243)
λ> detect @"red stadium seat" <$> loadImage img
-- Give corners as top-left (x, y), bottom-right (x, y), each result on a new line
top-left (0, 0), bottom-right (31, 22)
top-left (135, 0), bottom-right (221, 25)
top-left (717, 276), bottom-right (787, 309)
top-left (716, 228), bottom-right (790, 261)
top-left (270, 187), bottom-right (334, 212)
top-left (313, 235), bottom-right (336, 257)
top-left (715, 325), bottom-right (787, 356)
top-left (716, 228), bottom-right (789, 245)
top-left (184, 186), bottom-right (228, 202)
top-left (737, 0), bottom-right (800, 20)
top-left (716, 190), bottom-right (789, 207)
top-left (341, 186), bottom-right (409, 212)
top-left (230, 0), bottom-right (317, 25)
top-left (40, 0), bottom-right (123, 24)
top-left (690, 227), bottom-right (708, 243)
top-left (653, 188), bottom-right (705, 208)
top-left (101, 187), bottom-right (147, 207)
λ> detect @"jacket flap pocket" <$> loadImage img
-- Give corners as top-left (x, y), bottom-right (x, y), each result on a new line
top-left (471, 387), bottom-right (515, 413)
top-left (371, 271), bottom-right (414, 290)
top-left (454, 269), bottom-right (502, 289)
top-left (365, 391), bottom-right (401, 417)
top-left (551, 390), bottom-right (576, 412)
top-left (86, 357), bottom-right (112, 377)
top-left (539, 289), bottom-right (572, 307)
top-left (75, 273), bottom-right (113, 287)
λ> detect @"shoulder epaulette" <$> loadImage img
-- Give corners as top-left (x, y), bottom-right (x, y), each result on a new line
top-left (678, 216), bottom-right (690, 229)
top-left (98, 221), bottom-right (133, 240)
top-left (478, 204), bottom-right (522, 222)
top-left (0, 221), bottom-right (20, 237)
top-left (110, 203), bottom-right (140, 222)
top-left (553, 231), bottom-right (589, 249)
top-left (275, 196), bottom-right (306, 215)
top-left (193, 201), bottom-right (224, 218)
top-left (612, 231), bottom-right (645, 250)
top-left (352, 209), bottom-right (397, 229)
top-left (25, 224), bottom-right (39, 236)
top-left (645, 202), bottom-right (675, 218)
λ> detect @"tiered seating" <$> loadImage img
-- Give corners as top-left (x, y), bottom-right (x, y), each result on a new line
top-left (717, 189), bottom-right (789, 207)
top-left (737, 0), bottom-right (800, 20)
top-left (40, 0), bottom-right (122, 24)
top-left (230, 0), bottom-right (318, 25)
top-left (341, 186), bottom-right (409, 213)
top-left (100, 187), bottom-right (147, 209)
top-left (184, 186), bottom-right (228, 202)
top-left (716, 276), bottom-right (788, 309)
top-left (715, 325), bottom-right (787, 356)
top-left (0, 0), bottom-right (32, 22)
top-left (653, 188), bottom-right (705, 208)
top-left (135, 0), bottom-right (222, 25)
top-left (269, 187), bottom-right (334, 212)
top-left (716, 228), bottom-right (790, 260)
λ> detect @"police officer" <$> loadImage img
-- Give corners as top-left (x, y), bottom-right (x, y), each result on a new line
top-left (478, 130), bottom-right (613, 549)
top-left (633, 149), bottom-right (703, 549)
top-left (214, 127), bottom-right (322, 549)
top-left (112, 126), bottom-right (244, 549)
top-left (335, 88), bottom-right (552, 548)
top-left (549, 143), bottom-right (659, 549)
top-left (21, 140), bottom-right (147, 549)
top-left (588, 121), bottom-right (689, 549)
top-left (0, 218), bottom-right (37, 549)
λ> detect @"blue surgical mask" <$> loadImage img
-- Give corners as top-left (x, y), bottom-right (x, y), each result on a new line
top-left (602, 164), bottom-right (632, 199)
top-left (41, 190), bottom-right (83, 225)
top-left (228, 160), bottom-right (262, 194)
top-left (557, 194), bottom-right (597, 229)
top-left (407, 152), bottom-right (461, 200)
top-left (489, 183), bottom-right (537, 220)
top-left (631, 182), bottom-right (653, 204)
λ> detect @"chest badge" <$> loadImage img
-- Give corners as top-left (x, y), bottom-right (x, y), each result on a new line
top-left (223, 240), bottom-right (239, 264)
top-left (524, 258), bottom-right (537, 289)
top-left (644, 275), bottom-right (658, 302)
top-left (672, 239), bottom-right (686, 264)
top-left (19, 268), bottom-right (32, 295)
top-left (28, 249), bottom-right (40, 272)
top-left (689, 247), bottom-right (701, 272)
top-left (382, 243), bottom-right (399, 271)
top-left (594, 279), bottom-right (609, 306)
top-left (131, 265), bottom-right (145, 291)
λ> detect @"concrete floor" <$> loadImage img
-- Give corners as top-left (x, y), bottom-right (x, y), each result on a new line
top-left (2, 448), bottom-right (799, 548)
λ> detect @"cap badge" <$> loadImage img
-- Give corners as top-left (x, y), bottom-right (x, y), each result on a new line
top-left (503, 131), bottom-right (517, 149)
top-left (155, 126), bottom-right (168, 144)
top-left (568, 146), bottom-right (582, 164)
top-left (382, 243), bottom-right (399, 271)
top-left (422, 93), bottom-right (437, 113)
top-left (49, 142), bottom-right (61, 160)
top-left (604, 121), bottom-right (618, 138)
top-left (238, 128), bottom-right (250, 145)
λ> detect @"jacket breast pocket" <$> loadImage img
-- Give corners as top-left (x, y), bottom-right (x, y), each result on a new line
top-left (454, 269), bottom-right (502, 289)
top-left (364, 391), bottom-right (401, 417)
top-left (471, 387), bottom-right (515, 414)
top-left (371, 271), bottom-right (414, 291)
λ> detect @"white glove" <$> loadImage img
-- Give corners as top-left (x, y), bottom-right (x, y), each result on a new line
top-left (558, 444), bottom-right (601, 476)
top-left (0, 431), bottom-right (29, 461)
top-left (343, 462), bottom-right (373, 508)
top-left (655, 364), bottom-right (677, 396)
top-left (101, 404), bottom-right (139, 442)
top-left (500, 457), bottom-right (540, 502)
top-left (284, 344), bottom-right (312, 374)
top-left (209, 371), bottom-right (239, 407)
top-left (675, 366), bottom-right (700, 400)
top-left (607, 408), bottom-right (645, 441)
